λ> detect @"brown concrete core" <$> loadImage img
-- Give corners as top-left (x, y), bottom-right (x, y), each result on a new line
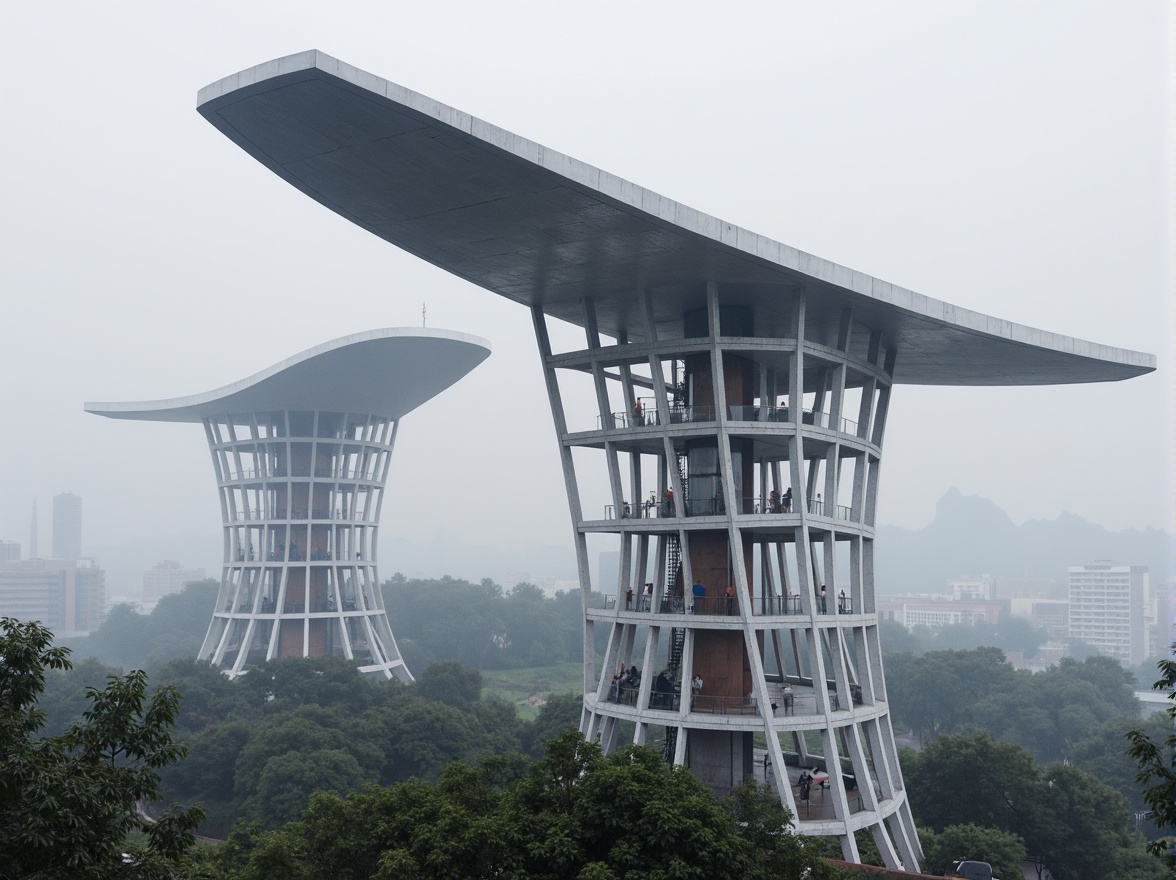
top-left (689, 531), bottom-right (756, 700)
top-left (685, 352), bottom-right (755, 413)
top-left (278, 619), bottom-right (301, 658)
top-left (308, 618), bottom-right (328, 655)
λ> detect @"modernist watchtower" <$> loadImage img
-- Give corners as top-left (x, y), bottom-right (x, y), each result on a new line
top-left (87, 328), bottom-right (490, 680)
top-left (194, 51), bottom-right (1154, 870)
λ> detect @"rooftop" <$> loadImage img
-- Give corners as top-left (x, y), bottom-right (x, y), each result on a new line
top-left (196, 50), bottom-right (1153, 387)
top-left (85, 327), bottom-right (491, 422)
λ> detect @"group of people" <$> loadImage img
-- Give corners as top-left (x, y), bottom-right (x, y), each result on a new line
top-left (766, 487), bottom-right (793, 513)
top-left (815, 584), bottom-right (851, 614)
top-left (624, 582), bottom-right (654, 610)
top-left (608, 664), bottom-right (641, 702)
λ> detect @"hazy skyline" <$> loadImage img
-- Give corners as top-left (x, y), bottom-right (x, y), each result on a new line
top-left (1, 3), bottom-right (1170, 588)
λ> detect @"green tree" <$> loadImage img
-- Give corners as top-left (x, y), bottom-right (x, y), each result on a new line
top-left (1126, 658), bottom-right (1176, 874)
top-left (919, 823), bottom-right (1026, 880)
top-left (37, 656), bottom-right (124, 735)
top-left (903, 730), bottom-right (1165, 880)
top-left (197, 733), bottom-right (835, 879)
top-left (63, 579), bottom-right (219, 670)
top-left (0, 617), bottom-right (203, 877)
top-left (1069, 711), bottom-right (1172, 815)
top-left (250, 749), bottom-right (368, 828)
top-left (523, 691), bottom-right (584, 757)
top-left (889, 647), bottom-right (1015, 742)
top-left (415, 659), bottom-right (483, 709)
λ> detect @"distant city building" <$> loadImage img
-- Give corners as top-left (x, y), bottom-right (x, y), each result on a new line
top-left (88, 329), bottom-right (489, 680)
top-left (1019, 598), bottom-right (1069, 641)
top-left (29, 500), bottom-right (38, 560)
top-left (995, 575), bottom-right (1057, 600)
top-left (949, 575), bottom-right (993, 601)
top-left (142, 560), bottom-right (207, 603)
top-left (0, 557), bottom-right (105, 636)
top-left (0, 541), bottom-right (20, 563)
top-left (877, 594), bottom-right (1004, 629)
top-left (52, 493), bottom-right (82, 560)
top-left (1067, 562), bottom-right (1150, 665)
top-left (1166, 580), bottom-right (1175, 653)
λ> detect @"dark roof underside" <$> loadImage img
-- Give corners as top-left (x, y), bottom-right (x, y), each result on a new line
top-left (197, 51), bottom-right (1154, 387)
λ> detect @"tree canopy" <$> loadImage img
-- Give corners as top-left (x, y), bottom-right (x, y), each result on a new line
top-left (902, 731), bottom-right (1163, 880)
top-left (0, 617), bottom-right (202, 878)
top-left (886, 647), bottom-right (1141, 764)
top-left (148, 656), bottom-right (583, 835)
top-left (195, 732), bottom-right (836, 880)
top-left (381, 575), bottom-right (589, 670)
top-left (1126, 658), bottom-right (1176, 874)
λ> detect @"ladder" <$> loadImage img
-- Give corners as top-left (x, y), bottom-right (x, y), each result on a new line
top-left (663, 725), bottom-right (678, 763)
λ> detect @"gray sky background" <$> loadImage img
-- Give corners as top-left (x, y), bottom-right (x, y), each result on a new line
top-left (1, 2), bottom-right (1171, 588)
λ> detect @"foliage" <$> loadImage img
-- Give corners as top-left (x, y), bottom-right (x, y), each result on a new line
top-left (523, 691), bottom-right (584, 755)
top-left (195, 732), bottom-right (836, 880)
top-left (1068, 711), bottom-right (1172, 817)
top-left (154, 657), bottom-right (574, 835)
top-left (381, 574), bottom-right (586, 670)
top-left (880, 617), bottom-right (1044, 659)
top-left (887, 647), bottom-right (1140, 764)
top-left (415, 659), bottom-right (484, 709)
top-left (0, 617), bottom-right (203, 878)
top-left (902, 731), bottom-right (1164, 880)
top-left (62, 579), bottom-right (219, 670)
top-left (919, 823), bottom-right (1026, 880)
top-left (1126, 658), bottom-right (1176, 873)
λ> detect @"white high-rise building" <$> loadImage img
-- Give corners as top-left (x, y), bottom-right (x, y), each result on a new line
top-left (1067, 562), bottom-right (1150, 665)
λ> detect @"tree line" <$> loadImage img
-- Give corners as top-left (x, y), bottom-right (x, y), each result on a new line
top-left (58, 574), bottom-right (599, 674)
top-left (6, 615), bottom-right (1173, 879)
top-left (37, 654), bottom-right (583, 837)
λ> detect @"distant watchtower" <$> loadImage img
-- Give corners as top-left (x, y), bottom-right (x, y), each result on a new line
top-left (194, 51), bottom-right (1154, 870)
top-left (87, 328), bottom-right (489, 680)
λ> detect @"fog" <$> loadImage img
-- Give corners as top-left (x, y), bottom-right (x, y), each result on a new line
top-left (0, 2), bottom-right (1170, 592)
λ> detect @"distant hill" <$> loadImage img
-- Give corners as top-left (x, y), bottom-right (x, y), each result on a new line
top-left (875, 488), bottom-right (1172, 594)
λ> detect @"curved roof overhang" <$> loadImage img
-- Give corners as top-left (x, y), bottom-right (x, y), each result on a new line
top-left (85, 327), bottom-right (491, 422)
top-left (196, 50), bottom-right (1154, 387)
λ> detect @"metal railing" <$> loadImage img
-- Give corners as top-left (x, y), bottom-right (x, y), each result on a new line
top-left (723, 406), bottom-right (858, 436)
top-left (805, 499), bottom-right (854, 519)
top-left (690, 694), bottom-right (760, 715)
top-left (753, 595), bottom-right (804, 616)
top-left (599, 404), bottom-right (716, 430)
top-left (602, 496), bottom-right (855, 520)
top-left (228, 466), bottom-right (379, 481)
top-left (648, 691), bottom-right (682, 711)
top-left (605, 501), bottom-right (664, 519)
top-left (687, 595), bottom-right (740, 615)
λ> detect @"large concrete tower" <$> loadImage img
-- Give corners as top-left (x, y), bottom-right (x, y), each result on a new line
top-left (87, 328), bottom-right (489, 680)
top-left (193, 51), bottom-right (1154, 869)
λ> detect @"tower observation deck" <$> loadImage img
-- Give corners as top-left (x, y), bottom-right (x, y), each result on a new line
top-left (87, 328), bottom-right (490, 681)
top-left (194, 51), bottom-right (1154, 870)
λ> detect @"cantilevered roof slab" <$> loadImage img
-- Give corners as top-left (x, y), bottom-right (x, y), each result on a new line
top-left (85, 327), bottom-right (491, 422)
top-left (197, 51), bottom-right (1154, 387)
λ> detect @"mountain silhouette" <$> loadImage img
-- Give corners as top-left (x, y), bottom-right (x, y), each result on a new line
top-left (875, 489), bottom-right (1171, 595)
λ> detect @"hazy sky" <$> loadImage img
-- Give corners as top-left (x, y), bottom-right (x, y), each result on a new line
top-left (1, 2), bottom-right (1170, 586)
